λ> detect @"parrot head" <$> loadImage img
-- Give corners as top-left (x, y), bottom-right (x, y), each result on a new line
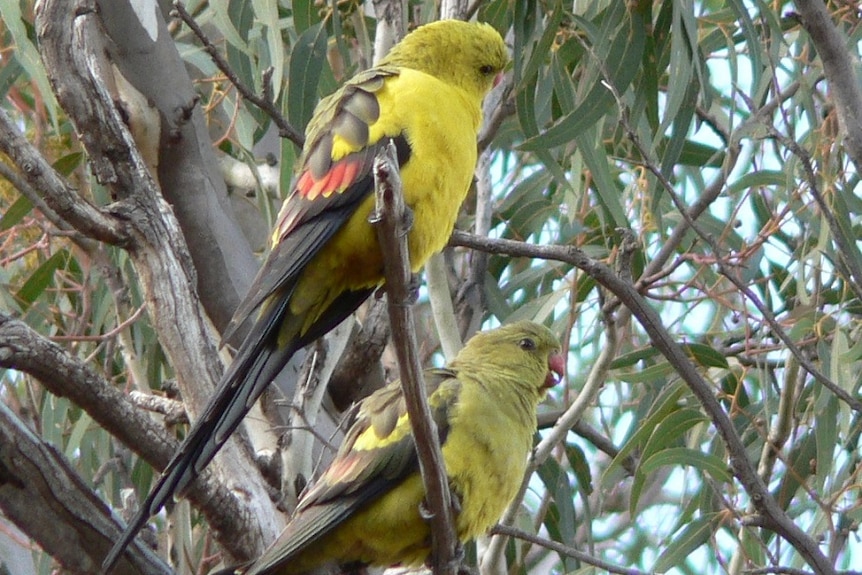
top-left (380, 20), bottom-right (509, 103)
top-left (454, 320), bottom-right (564, 396)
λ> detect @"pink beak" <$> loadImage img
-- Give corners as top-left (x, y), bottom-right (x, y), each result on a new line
top-left (544, 352), bottom-right (565, 388)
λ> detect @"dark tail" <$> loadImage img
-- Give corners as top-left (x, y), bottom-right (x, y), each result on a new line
top-left (101, 286), bottom-right (374, 573)
top-left (101, 298), bottom-right (296, 574)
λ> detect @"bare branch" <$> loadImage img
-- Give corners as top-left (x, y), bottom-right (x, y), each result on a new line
top-left (371, 142), bottom-right (458, 575)
top-left (793, 0), bottom-right (862, 172)
top-left (489, 524), bottom-right (649, 575)
top-left (0, 401), bottom-right (172, 575)
top-left (0, 109), bottom-right (129, 246)
top-left (0, 312), bottom-right (267, 568)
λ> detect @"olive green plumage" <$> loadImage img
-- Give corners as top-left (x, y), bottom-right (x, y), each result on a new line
top-left (240, 321), bottom-right (565, 575)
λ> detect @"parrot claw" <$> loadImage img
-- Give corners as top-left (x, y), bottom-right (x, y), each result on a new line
top-left (450, 489), bottom-right (463, 515)
top-left (373, 284), bottom-right (386, 300)
top-left (418, 499), bottom-right (434, 519)
top-left (372, 273), bottom-right (420, 302)
top-left (455, 548), bottom-right (476, 575)
top-left (398, 205), bottom-right (414, 237)
top-left (406, 273), bottom-right (421, 303)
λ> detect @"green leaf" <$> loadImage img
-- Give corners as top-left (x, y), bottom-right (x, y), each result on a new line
top-left (252, 0), bottom-right (284, 100)
top-left (0, 195), bottom-right (34, 231)
top-left (682, 343), bottom-right (728, 369)
top-left (15, 249), bottom-right (70, 310)
top-left (728, 170), bottom-right (787, 195)
top-left (287, 23), bottom-right (329, 133)
top-left (64, 411), bottom-right (93, 459)
top-left (0, 0), bottom-right (59, 124)
top-left (630, 408), bottom-right (708, 512)
top-left (292, 0), bottom-right (322, 33)
top-left (725, 0), bottom-right (762, 93)
top-left (640, 447), bottom-right (731, 483)
top-left (566, 442), bottom-right (594, 495)
top-left (478, 0), bottom-right (513, 34)
top-left (602, 380), bottom-right (687, 483)
top-left (640, 408), bottom-right (709, 464)
top-left (614, 360), bottom-right (675, 384)
top-left (52, 152), bottom-right (85, 177)
top-left (610, 346), bottom-right (661, 369)
top-left (519, 3), bottom-right (645, 151)
top-left (576, 126), bottom-right (628, 228)
top-left (226, 0), bottom-right (257, 93)
top-left (0, 55), bottom-right (23, 98)
top-left (652, 515), bottom-right (716, 572)
top-left (675, 139), bottom-right (724, 167)
top-left (537, 455), bottom-right (578, 566)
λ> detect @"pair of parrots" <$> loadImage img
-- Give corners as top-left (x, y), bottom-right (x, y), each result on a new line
top-left (103, 19), bottom-right (565, 575)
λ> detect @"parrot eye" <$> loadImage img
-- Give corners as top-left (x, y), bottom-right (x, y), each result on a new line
top-left (479, 64), bottom-right (495, 75)
top-left (518, 338), bottom-right (536, 351)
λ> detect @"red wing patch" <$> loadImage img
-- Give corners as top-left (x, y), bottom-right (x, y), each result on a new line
top-left (296, 155), bottom-right (365, 201)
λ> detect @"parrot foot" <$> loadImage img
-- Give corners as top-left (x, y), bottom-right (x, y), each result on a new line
top-left (373, 273), bottom-right (420, 303)
top-left (398, 204), bottom-right (414, 237)
top-left (456, 553), bottom-right (477, 575)
top-left (423, 542), bottom-right (468, 573)
top-left (406, 273), bottom-right (421, 303)
top-left (450, 488), bottom-right (463, 515)
top-left (418, 499), bottom-right (434, 519)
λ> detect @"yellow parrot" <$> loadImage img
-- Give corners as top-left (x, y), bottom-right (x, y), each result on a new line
top-left (103, 19), bottom-right (508, 572)
top-left (225, 321), bottom-right (564, 575)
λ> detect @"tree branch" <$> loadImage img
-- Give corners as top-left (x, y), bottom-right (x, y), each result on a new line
top-left (793, 0), bottom-right (862, 172)
top-left (0, 109), bottom-right (129, 246)
top-left (94, 0), bottom-right (260, 335)
top-left (371, 142), bottom-right (458, 575)
top-left (34, 0), bottom-right (281, 565)
top-left (0, 401), bottom-right (172, 575)
top-left (0, 312), bottom-right (258, 572)
top-left (489, 524), bottom-right (649, 575)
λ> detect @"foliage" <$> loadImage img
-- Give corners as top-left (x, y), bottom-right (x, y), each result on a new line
top-left (1, 0), bottom-right (861, 574)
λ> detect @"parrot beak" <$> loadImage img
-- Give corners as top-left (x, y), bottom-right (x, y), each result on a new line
top-left (493, 71), bottom-right (504, 87)
top-left (544, 352), bottom-right (565, 388)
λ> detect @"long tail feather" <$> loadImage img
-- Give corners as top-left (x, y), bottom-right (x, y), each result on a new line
top-left (101, 299), bottom-right (295, 574)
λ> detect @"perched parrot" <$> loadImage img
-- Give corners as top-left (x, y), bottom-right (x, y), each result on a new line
top-left (221, 321), bottom-right (565, 575)
top-left (102, 19), bottom-right (508, 573)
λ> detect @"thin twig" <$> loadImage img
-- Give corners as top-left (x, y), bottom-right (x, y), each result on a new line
top-left (588, 47), bottom-right (862, 415)
top-left (50, 305), bottom-right (146, 342)
top-left (171, 1), bottom-right (304, 147)
top-left (489, 524), bottom-right (650, 575)
top-left (624, 113), bottom-right (862, 414)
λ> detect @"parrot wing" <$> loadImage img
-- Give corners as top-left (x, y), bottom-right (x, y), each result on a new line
top-left (246, 368), bottom-right (461, 573)
top-left (224, 68), bottom-right (411, 342)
